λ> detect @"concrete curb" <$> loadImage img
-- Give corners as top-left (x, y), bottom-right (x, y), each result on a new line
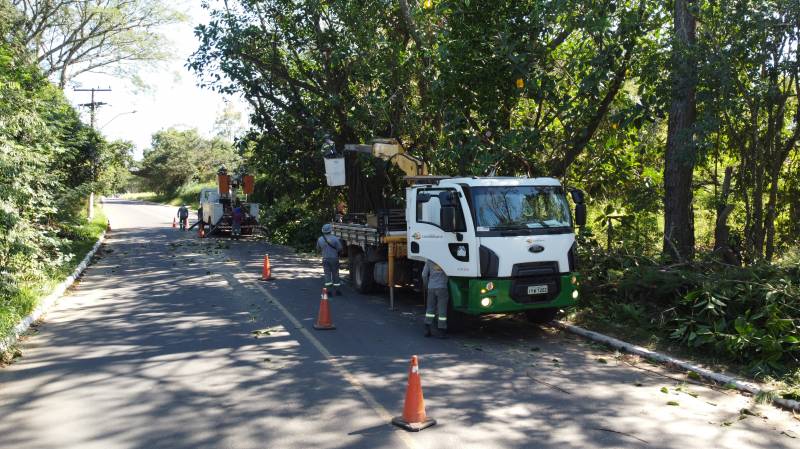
top-left (0, 231), bottom-right (106, 354)
top-left (555, 321), bottom-right (800, 412)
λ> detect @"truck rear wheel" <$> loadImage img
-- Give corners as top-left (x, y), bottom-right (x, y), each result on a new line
top-left (351, 253), bottom-right (375, 293)
top-left (524, 308), bottom-right (559, 324)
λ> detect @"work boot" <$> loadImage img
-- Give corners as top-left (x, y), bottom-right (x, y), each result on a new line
top-left (424, 324), bottom-right (432, 338)
top-left (336, 290), bottom-right (342, 296)
top-left (435, 328), bottom-right (448, 339)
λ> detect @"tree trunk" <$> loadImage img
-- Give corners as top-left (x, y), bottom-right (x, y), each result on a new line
top-left (764, 165), bottom-right (780, 261)
top-left (663, 0), bottom-right (697, 262)
top-left (713, 167), bottom-right (738, 265)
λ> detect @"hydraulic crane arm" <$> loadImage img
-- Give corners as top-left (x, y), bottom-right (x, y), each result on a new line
top-left (343, 140), bottom-right (428, 177)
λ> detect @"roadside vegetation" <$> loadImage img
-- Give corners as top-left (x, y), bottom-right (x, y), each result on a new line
top-left (0, 3), bottom-right (131, 342)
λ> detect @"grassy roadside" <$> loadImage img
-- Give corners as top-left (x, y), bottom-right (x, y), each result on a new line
top-left (0, 208), bottom-right (107, 344)
top-left (122, 183), bottom-right (215, 207)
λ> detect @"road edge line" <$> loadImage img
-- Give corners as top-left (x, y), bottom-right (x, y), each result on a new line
top-left (235, 266), bottom-right (421, 449)
top-left (554, 320), bottom-right (800, 412)
top-left (0, 231), bottom-right (106, 354)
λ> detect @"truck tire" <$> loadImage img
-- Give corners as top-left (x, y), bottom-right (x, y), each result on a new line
top-left (524, 308), bottom-right (559, 324)
top-left (351, 253), bottom-right (375, 293)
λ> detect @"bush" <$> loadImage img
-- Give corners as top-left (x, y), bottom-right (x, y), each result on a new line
top-left (260, 195), bottom-right (328, 252)
top-left (577, 235), bottom-right (800, 380)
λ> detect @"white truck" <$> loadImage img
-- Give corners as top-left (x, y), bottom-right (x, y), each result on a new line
top-left (327, 142), bottom-right (586, 323)
top-left (198, 167), bottom-right (261, 236)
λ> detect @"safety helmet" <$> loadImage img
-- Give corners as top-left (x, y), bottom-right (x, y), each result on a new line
top-left (322, 223), bottom-right (333, 234)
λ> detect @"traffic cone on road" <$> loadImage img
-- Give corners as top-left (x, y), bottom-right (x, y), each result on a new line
top-left (313, 288), bottom-right (335, 330)
top-left (261, 255), bottom-right (271, 280)
top-left (172, 217), bottom-right (176, 228)
top-left (392, 355), bottom-right (436, 432)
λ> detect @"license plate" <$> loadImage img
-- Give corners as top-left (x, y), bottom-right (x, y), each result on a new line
top-left (527, 285), bottom-right (548, 295)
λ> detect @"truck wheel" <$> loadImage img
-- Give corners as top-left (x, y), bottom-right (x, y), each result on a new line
top-left (352, 253), bottom-right (375, 293)
top-left (524, 308), bottom-right (559, 324)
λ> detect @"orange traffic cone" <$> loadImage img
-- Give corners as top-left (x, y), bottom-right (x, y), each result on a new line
top-left (261, 255), bottom-right (271, 280)
top-left (172, 217), bottom-right (176, 228)
top-left (313, 288), bottom-right (336, 330)
top-left (392, 355), bottom-right (436, 431)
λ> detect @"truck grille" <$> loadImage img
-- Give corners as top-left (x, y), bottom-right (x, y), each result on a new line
top-left (509, 277), bottom-right (560, 303)
top-left (509, 262), bottom-right (560, 303)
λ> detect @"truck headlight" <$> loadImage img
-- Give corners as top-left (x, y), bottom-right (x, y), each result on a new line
top-left (486, 281), bottom-right (495, 291)
top-left (480, 297), bottom-right (493, 308)
top-left (572, 290), bottom-right (579, 299)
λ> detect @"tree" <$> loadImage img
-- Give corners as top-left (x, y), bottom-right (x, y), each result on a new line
top-left (190, 0), bottom-right (662, 213)
top-left (137, 128), bottom-right (240, 194)
top-left (697, 0), bottom-right (800, 262)
top-left (662, 0), bottom-right (697, 261)
top-left (11, 0), bottom-right (184, 87)
top-left (213, 103), bottom-right (245, 141)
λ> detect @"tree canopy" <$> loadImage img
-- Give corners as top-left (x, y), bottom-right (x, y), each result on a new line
top-left (190, 0), bottom-right (800, 264)
top-left (11, 0), bottom-right (185, 87)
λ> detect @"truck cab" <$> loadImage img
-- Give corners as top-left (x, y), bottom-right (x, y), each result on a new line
top-left (407, 177), bottom-right (582, 318)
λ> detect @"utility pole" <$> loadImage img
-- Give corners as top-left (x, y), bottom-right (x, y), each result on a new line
top-left (74, 87), bottom-right (111, 220)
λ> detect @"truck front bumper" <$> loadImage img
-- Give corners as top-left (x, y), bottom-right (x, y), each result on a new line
top-left (449, 274), bottom-right (579, 315)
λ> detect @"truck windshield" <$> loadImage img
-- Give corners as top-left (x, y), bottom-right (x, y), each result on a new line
top-left (471, 186), bottom-right (572, 230)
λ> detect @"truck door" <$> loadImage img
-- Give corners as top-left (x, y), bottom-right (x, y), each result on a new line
top-left (407, 187), bottom-right (479, 277)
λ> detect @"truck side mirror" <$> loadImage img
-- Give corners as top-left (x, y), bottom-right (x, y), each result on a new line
top-left (440, 206), bottom-right (457, 232)
top-left (575, 203), bottom-right (587, 227)
top-left (570, 189), bottom-right (585, 204)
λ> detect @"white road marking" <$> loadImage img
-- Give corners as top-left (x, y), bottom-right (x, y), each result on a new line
top-left (234, 265), bottom-right (422, 449)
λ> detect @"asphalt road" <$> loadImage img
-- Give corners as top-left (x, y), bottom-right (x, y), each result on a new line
top-left (1, 199), bottom-right (798, 449)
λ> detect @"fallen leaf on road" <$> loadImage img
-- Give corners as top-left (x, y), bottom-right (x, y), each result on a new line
top-left (667, 401), bottom-right (680, 406)
top-left (660, 387), bottom-right (669, 394)
top-left (251, 327), bottom-right (282, 337)
top-left (782, 430), bottom-right (797, 439)
top-left (597, 358), bottom-right (608, 364)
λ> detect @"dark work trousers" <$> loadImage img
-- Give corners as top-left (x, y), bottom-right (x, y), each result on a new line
top-left (425, 288), bottom-right (449, 329)
top-left (322, 257), bottom-right (341, 291)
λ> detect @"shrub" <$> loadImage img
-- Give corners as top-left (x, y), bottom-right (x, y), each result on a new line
top-left (578, 238), bottom-right (800, 379)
